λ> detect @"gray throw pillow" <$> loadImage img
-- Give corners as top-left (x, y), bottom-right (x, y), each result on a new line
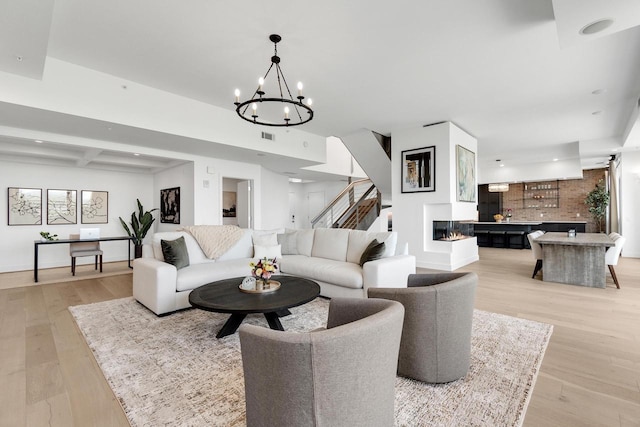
top-left (359, 239), bottom-right (386, 266)
top-left (161, 236), bottom-right (190, 270)
top-left (277, 232), bottom-right (298, 255)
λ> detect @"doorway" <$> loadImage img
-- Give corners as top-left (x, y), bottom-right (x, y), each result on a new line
top-left (222, 177), bottom-right (254, 229)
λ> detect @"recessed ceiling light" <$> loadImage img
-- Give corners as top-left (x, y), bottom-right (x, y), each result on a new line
top-left (553, 158), bottom-right (559, 162)
top-left (592, 110), bottom-right (603, 115)
top-left (134, 153), bottom-right (140, 156)
top-left (592, 89), bottom-right (607, 95)
top-left (611, 148), bottom-right (618, 152)
top-left (34, 140), bottom-right (43, 143)
top-left (499, 164), bottom-right (505, 168)
top-left (580, 18), bottom-right (614, 35)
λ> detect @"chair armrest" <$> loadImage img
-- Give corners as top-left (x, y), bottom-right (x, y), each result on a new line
top-left (362, 254), bottom-right (416, 291)
top-left (132, 257), bottom-right (178, 315)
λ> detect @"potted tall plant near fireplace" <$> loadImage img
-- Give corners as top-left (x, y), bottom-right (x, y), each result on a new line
top-left (119, 199), bottom-right (158, 258)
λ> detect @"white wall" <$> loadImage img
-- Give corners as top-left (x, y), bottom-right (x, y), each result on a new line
top-left (620, 150), bottom-right (640, 257)
top-left (260, 168), bottom-right (289, 231)
top-left (288, 181), bottom-right (347, 229)
top-left (392, 122), bottom-right (479, 271)
top-left (302, 136), bottom-right (367, 178)
top-left (0, 159), bottom-right (154, 272)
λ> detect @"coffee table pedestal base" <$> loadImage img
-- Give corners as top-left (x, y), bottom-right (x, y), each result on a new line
top-left (216, 309), bottom-right (292, 338)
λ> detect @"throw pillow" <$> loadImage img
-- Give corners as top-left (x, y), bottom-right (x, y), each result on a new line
top-left (252, 231), bottom-right (279, 246)
top-left (277, 232), bottom-right (298, 255)
top-left (359, 239), bottom-right (386, 267)
top-left (254, 244), bottom-right (282, 260)
top-left (161, 236), bottom-right (190, 270)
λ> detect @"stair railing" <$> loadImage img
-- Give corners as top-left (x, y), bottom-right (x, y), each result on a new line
top-left (310, 179), bottom-right (381, 229)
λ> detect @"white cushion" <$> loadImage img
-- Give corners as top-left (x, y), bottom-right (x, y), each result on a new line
top-left (312, 228), bottom-right (349, 262)
top-left (151, 232), bottom-right (208, 264)
top-left (252, 232), bottom-right (278, 246)
top-left (279, 255), bottom-right (363, 289)
top-left (347, 230), bottom-right (376, 264)
top-left (369, 231), bottom-right (397, 258)
top-left (217, 229), bottom-right (254, 261)
top-left (295, 229), bottom-right (315, 257)
top-left (176, 258), bottom-right (253, 292)
top-left (253, 244), bottom-right (282, 259)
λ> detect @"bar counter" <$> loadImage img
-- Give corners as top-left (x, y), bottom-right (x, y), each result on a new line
top-left (471, 221), bottom-right (587, 248)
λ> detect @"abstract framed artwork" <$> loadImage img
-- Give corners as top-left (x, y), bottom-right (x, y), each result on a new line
top-left (401, 146), bottom-right (436, 193)
top-left (47, 189), bottom-right (77, 225)
top-left (160, 187), bottom-right (180, 224)
top-left (456, 145), bottom-right (476, 202)
top-left (222, 191), bottom-right (237, 217)
top-left (8, 187), bottom-right (42, 225)
top-left (81, 190), bottom-right (108, 224)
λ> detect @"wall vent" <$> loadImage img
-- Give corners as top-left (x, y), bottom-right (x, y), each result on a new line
top-left (261, 131), bottom-right (275, 141)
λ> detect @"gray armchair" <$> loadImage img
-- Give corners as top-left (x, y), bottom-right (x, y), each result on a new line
top-left (239, 297), bottom-right (404, 427)
top-left (368, 272), bottom-right (477, 383)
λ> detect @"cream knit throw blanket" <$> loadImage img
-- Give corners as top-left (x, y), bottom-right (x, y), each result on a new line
top-left (179, 225), bottom-right (246, 259)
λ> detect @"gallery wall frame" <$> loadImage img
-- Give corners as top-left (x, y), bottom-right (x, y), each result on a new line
top-left (8, 187), bottom-right (42, 225)
top-left (47, 189), bottom-right (77, 225)
top-left (401, 146), bottom-right (436, 193)
top-left (81, 190), bottom-right (108, 224)
top-left (160, 187), bottom-right (180, 224)
top-left (456, 145), bottom-right (476, 203)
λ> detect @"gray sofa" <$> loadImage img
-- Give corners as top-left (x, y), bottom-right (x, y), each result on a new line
top-left (133, 227), bottom-right (416, 315)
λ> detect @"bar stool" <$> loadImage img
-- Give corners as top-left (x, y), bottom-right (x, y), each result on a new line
top-left (489, 230), bottom-right (507, 248)
top-left (506, 230), bottom-right (526, 249)
top-left (474, 230), bottom-right (490, 247)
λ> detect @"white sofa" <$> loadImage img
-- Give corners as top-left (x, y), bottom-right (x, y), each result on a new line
top-left (133, 228), bottom-right (416, 315)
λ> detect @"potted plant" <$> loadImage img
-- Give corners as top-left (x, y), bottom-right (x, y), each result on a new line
top-left (119, 199), bottom-right (158, 258)
top-left (584, 179), bottom-right (609, 232)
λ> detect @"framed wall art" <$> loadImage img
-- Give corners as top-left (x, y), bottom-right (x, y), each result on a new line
top-left (160, 187), bottom-right (180, 224)
top-left (456, 145), bottom-right (476, 202)
top-left (8, 187), bottom-right (42, 225)
top-left (47, 189), bottom-right (77, 224)
top-left (401, 146), bottom-right (436, 193)
top-left (81, 190), bottom-right (108, 224)
top-left (222, 191), bottom-right (237, 218)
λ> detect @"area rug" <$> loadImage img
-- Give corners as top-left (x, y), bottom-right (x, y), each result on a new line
top-left (69, 297), bottom-right (552, 427)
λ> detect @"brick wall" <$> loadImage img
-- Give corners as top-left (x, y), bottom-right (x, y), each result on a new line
top-left (500, 168), bottom-right (606, 232)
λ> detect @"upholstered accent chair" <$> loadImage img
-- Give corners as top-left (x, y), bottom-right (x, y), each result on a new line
top-left (69, 234), bottom-right (103, 276)
top-left (527, 230), bottom-right (545, 279)
top-left (605, 234), bottom-right (626, 289)
top-left (368, 272), bottom-right (477, 384)
top-left (239, 298), bottom-right (404, 427)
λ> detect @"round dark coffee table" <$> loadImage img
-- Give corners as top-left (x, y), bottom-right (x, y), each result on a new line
top-left (189, 275), bottom-right (320, 338)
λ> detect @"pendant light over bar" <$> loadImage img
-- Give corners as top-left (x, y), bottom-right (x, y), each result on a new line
top-left (234, 34), bottom-right (314, 127)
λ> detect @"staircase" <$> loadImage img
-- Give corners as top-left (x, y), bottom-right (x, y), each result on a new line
top-left (311, 179), bottom-right (381, 230)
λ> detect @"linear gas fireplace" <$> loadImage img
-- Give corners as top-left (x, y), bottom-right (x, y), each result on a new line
top-left (433, 220), bottom-right (474, 241)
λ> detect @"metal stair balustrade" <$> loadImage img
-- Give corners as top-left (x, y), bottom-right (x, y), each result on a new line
top-left (310, 179), bottom-right (381, 230)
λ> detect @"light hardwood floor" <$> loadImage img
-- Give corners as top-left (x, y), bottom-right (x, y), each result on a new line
top-left (1, 248), bottom-right (639, 427)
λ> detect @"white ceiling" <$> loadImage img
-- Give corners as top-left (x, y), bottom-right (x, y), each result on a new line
top-left (1, 0), bottom-right (640, 178)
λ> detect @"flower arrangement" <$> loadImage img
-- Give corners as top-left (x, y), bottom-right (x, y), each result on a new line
top-left (493, 213), bottom-right (504, 222)
top-left (250, 257), bottom-right (279, 282)
top-left (505, 208), bottom-right (512, 218)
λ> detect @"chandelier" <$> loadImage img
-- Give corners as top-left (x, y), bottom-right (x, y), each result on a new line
top-left (234, 34), bottom-right (313, 127)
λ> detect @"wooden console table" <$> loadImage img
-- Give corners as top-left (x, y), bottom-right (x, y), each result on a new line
top-left (34, 236), bottom-right (132, 282)
top-left (535, 232), bottom-right (614, 288)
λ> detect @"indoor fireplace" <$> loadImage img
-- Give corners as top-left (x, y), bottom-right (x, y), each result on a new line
top-left (433, 221), bottom-right (473, 241)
